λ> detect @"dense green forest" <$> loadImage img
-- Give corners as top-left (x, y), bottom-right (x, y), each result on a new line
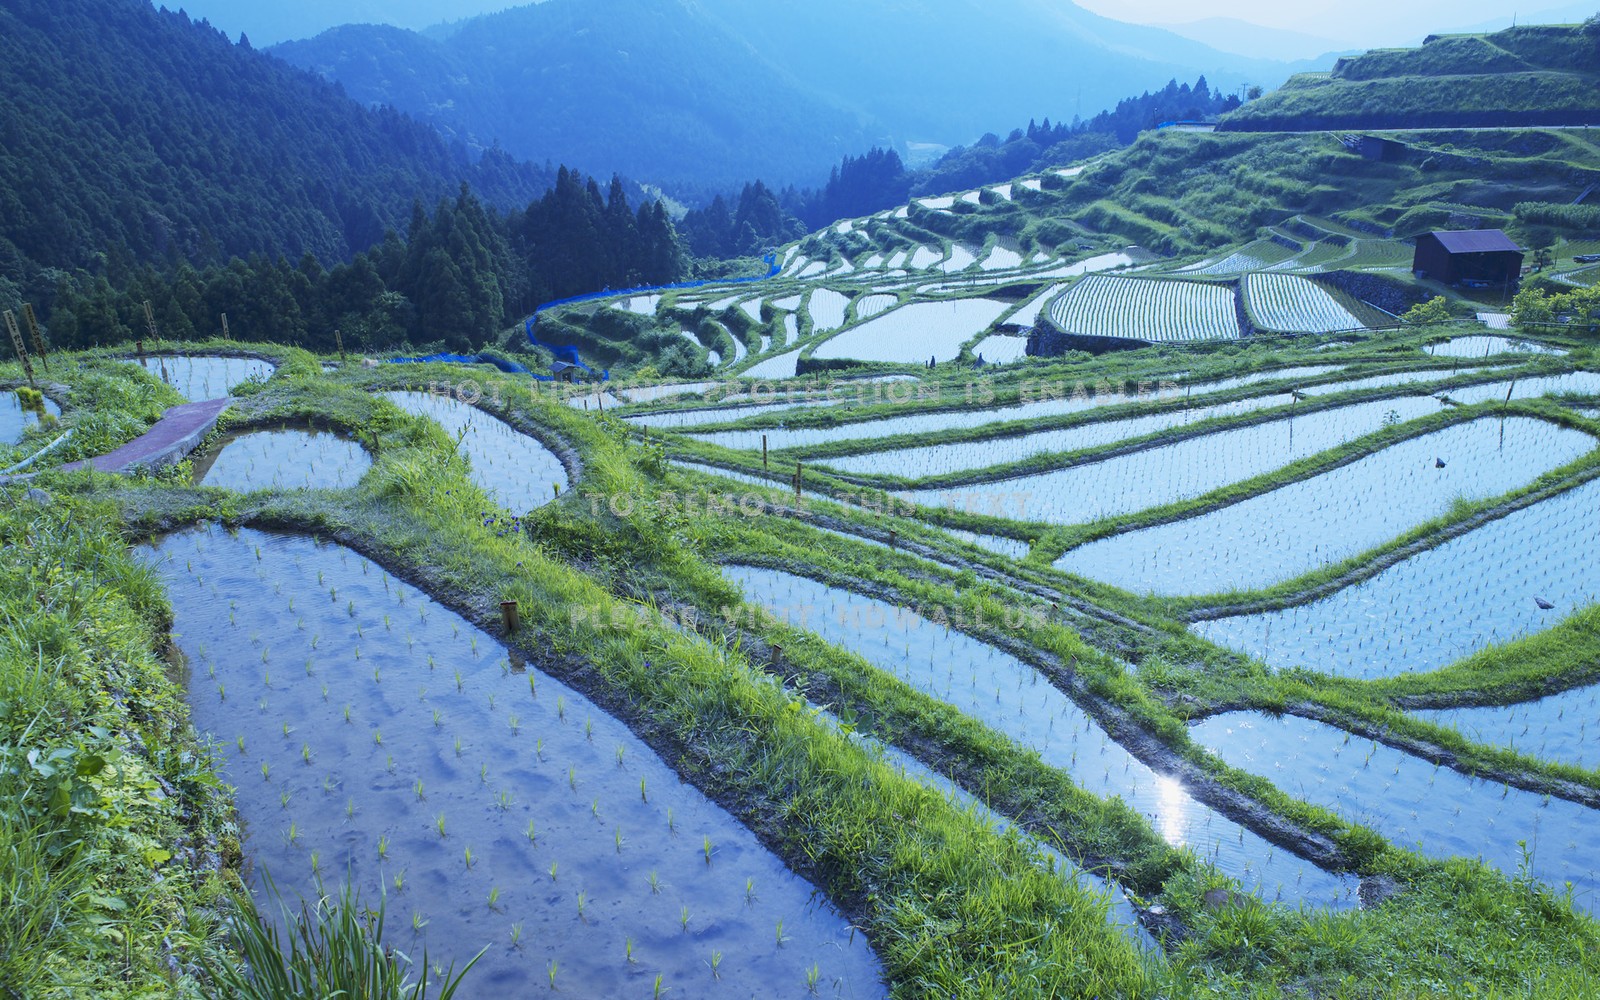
top-left (47, 172), bottom-right (682, 355)
top-left (0, 0), bottom-right (558, 315)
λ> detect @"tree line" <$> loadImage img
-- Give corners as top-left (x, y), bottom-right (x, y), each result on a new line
top-left (46, 173), bottom-right (682, 355)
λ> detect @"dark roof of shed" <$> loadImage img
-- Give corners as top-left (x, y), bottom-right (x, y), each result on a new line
top-left (1427, 230), bottom-right (1523, 254)
top-left (550, 360), bottom-right (578, 371)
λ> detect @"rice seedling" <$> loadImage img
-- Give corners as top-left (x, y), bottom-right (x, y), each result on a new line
top-left (775, 919), bottom-right (786, 947)
top-left (745, 878), bottom-right (756, 903)
top-left (346, 799), bottom-right (356, 820)
top-left (372, 729), bottom-right (383, 747)
top-left (548, 861), bottom-right (558, 881)
top-left (525, 821), bottom-right (537, 843)
top-left (548, 961), bottom-right (557, 990)
top-left (310, 851), bottom-right (321, 877)
top-left (576, 892), bottom-right (587, 921)
top-left (454, 669), bottom-right (464, 692)
top-left (556, 696), bottom-right (566, 721)
top-left (648, 871), bottom-right (661, 894)
top-left (454, 737), bottom-right (463, 757)
top-left (614, 745), bottom-right (625, 767)
top-left (639, 778), bottom-right (647, 801)
top-left (614, 826), bottom-right (624, 853)
top-left (236, 735), bottom-right (246, 753)
top-left (496, 790), bottom-right (513, 811)
top-left (284, 822), bottom-right (300, 846)
top-left (568, 766), bottom-right (576, 790)
top-left (680, 906), bottom-right (690, 932)
top-left (436, 813), bottom-right (447, 838)
top-left (708, 951), bottom-right (723, 980)
top-left (653, 975), bottom-right (666, 998)
top-left (280, 790), bottom-right (292, 809)
top-left (479, 763), bottom-right (489, 784)
top-left (488, 886), bottom-right (501, 910)
top-left (591, 798), bottom-right (600, 818)
top-left (509, 713), bottom-right (520, 735)
top-left (625, 937), bottom-right (635, 964)
top-left (463, 846), bottom-right (474, 870)
top-left (432, 709), bottom-right (443, 728)
top-left (343, 705), bottom-right (352, 723)
top-left (393, 869), bottom-right (405, 892)
top-left (703, 836), bottom-right (714, 864)
top-left (806, 964), bottom-right (821, 993)
top-left (510, 923), bottom-right (523, 949)
top-left (260, 761), bottom-right (270, 781)
top-left (412, 910), bottom-right (428, 932)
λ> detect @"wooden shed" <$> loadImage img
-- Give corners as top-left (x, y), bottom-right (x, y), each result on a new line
top-left (1412, 230), bottom-right (1524, 289)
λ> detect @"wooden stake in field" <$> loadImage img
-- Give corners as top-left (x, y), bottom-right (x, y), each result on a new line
top-left (220, 313), bottom-right (230, 340)
top-left (3, 310), bottom-right (36, 387)
top-left (793, 460), bottom-right (802, 499)
top-left (21, 304), bottom-right (48, 371)
top-left (500, 600), bottom-right (522, 635)
top-left (142, 300), bottom-right (159, 348)
top-left (334, 327), bottom-right (346, 362)
top-left (762, 434), bottom-right (768, 470)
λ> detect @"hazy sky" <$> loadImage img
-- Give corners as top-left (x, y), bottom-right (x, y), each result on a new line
top-left (1072, 0), bottom-right (1582, 44)
top-left (173, 0), bottom-right (1587, 49)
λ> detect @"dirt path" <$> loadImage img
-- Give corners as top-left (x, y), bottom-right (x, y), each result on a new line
top-left (61, 398), bottom-right (230, 474)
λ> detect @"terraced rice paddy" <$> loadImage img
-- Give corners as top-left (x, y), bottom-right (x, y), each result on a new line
top-left (812, 299), bottom-right (1011, 365)
top-left (1427, 336), bottom-right (1568, 358)
top-left (626, 398), bottom-right (832, 430)
top-left (618, 382), bottom-right (716, 404)
top-left (149, 526), bottom-right (884, 999)
top-left (1030, 253), bottom-right (1137, 280)
top-left (980, 246), bottom-right (1023, 271)
top-left (1413, 685), bottom-right (1600, 771)
top-left (855, 294), bottom-right (898, 321)
top-left (894, 389), bottom-right (1524, 524)
top-left (694, 366), bottom-right (1347, 455)
top-left (1243, 273), bottom-right (1386, 333)
top-left (808, 290), bottom-right (850, 333)
top-left (1191, 713), bottom-right (1600, 913)
top-left (1, 389), bottom-right (60, 443)
top-left (740, 349), bottom-right (802, 380)
top-left (1193, 475), bottom-right (1600, 679)
top-left (381, 392), bottom-right (568, 513)
top-left (722, 566), bottom-right (1359, 907)
top-left (191, 428), bottom-right (374, 492)
top-left (972, 335), bottom-right (1029, 364)
top-left (939, 246), bottom-right (976, 274)
top-left (618, 294), bottom-right (662, 316)
top-left (910, 247), bottom-right (945, 270)
top-left (132, 354), bottom-right (276, 401)
top-left (1047, 276), bottom-right (1239, 343)
top-left (1056, 417), bottom-right (1595, 595)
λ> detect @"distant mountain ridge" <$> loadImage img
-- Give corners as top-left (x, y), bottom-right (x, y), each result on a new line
top-left (271, 0), bottom-right (1329, 188)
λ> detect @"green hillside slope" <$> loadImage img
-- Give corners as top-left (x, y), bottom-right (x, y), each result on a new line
top-left (1220, 23), bottom-right (1600, 131)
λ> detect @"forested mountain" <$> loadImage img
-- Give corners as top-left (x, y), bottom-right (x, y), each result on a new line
top-left (0, 0), bottom-right (557, 313)
top-left (271, 0), bottom-right (1327, 190)
top-left (48, 172), bottom-right (683, 355)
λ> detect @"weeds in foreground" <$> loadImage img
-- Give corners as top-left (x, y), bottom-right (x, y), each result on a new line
top-left (199, 877), bottom-right (482, 1000)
